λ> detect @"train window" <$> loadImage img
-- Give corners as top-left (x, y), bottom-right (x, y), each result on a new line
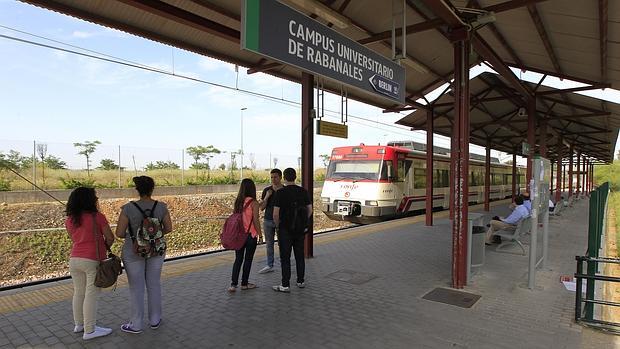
top-left (396, 160), bottom-right (413, 182)
top-left (379, 160), bottom-right (393, 180)
top-left (414, 168), bottom-right (426, 188)
top-left (433, 169), bottom-right (449, 187)
top-left (326, 160), bottom-right (383, 180)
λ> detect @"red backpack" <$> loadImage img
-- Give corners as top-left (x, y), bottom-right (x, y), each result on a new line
top-left (220, 200), bottom-right (253, 250)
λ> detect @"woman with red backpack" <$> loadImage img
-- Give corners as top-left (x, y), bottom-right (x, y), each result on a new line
top-left (228, 178), bottom-right (263, 292)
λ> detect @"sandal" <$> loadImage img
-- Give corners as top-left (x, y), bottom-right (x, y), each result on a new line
top-left (227, 286), bottom-right (237, 293)
top-left (240, 283), bottom-right (257, 290)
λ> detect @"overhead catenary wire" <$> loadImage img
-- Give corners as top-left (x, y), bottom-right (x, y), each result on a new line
top-left (0, 26), bottom-right (418, 138)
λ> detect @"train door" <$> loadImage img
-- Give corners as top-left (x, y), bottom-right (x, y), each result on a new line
top-left (397, 158), bottom-right (414, 196)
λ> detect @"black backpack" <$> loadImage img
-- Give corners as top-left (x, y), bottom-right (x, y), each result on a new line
top-left (287, 188), bottom-right (309, 235)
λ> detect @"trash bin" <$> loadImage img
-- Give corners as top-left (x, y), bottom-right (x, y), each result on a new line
top-left (471, 226), bottom-right (486, 267)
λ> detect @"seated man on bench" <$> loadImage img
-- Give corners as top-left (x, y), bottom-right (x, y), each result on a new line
top-left (485, 195), bottom-right (529, 245)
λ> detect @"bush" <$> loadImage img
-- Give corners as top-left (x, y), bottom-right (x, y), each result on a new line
top-left (59, 176), bottom-right (96, 189)
top-left (0, 177), bottom-right (10, 191)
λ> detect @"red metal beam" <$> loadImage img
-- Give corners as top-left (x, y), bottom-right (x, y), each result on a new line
top-left (301, 72), bottom-right (314, 258)
top-left (484, 142), bottom-right (491, 211)
top-left (451, 38), bottom-right (470, 289)
top-left (599, 0), bottom-right (608, 83)
top-left (539, 96), bottom-right (607, 114)
top-left (535, 84), bottom-right (610, 95)
top-left (426, 108), bottom-right (434, 226)
top-left (472, 35), bottom-right (533, 100)
top-left (543, 112), bottom-right (611, 120)
top-left (247, 62), bottom-right (281, 74)
top-left (506, 63), bottom-right (607, 86)
top-left (187, 0), bottom-right (240, 21)
top-left (116, 0), bottom-right (240, 43)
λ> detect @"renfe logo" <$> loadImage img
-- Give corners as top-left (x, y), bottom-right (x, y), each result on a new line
top-left (344, 192), bottom-right (350, 198)
top-left (340, 184), bottom-right (359, 190)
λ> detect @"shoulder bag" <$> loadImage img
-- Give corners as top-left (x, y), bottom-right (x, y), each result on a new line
top-left (92, 213), bottom-right (123, 288)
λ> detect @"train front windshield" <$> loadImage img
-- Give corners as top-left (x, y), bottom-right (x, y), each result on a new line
top-left (326, 160), bottom-right (389, 181)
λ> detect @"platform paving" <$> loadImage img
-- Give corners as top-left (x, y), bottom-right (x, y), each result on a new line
top-left (1, 197), bottom-right (618, 348)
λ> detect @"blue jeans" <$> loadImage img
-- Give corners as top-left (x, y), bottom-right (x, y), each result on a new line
top-left (263, 219), bottom-right (276, 268)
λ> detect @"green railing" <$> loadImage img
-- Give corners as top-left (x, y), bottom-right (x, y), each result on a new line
top-left (575, 182), bottom-right (612, 328)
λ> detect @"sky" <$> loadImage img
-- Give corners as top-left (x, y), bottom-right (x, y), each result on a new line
top-left (0, 0), bottom-right (618, 171)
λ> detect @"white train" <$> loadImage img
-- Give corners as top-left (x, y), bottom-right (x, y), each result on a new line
top-left (320, 142), bottom-right (525, 224)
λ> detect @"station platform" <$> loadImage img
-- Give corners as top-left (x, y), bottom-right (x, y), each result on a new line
top-left (0, 198), bottom-right (618, 348)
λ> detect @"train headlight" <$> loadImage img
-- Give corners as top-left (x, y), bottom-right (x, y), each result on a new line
top-left (321, 197), bottom-right (330, 203)
top-left (365, 200), bottom-right (378, 206)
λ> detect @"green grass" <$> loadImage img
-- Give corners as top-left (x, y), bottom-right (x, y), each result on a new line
top-left (0, 167), bottom-right (327, 191)
top-left (610, 192), bottom-right (620, 257)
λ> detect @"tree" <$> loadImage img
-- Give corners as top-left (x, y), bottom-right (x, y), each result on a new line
top-left (319, 154), bottom-right (330, 168)
top-left (73, 140), bottom-right (101, 176)
top-left (37, 144), bottom-right (48, 185)
top-left (44, 155), bottom-right (67, 170)
top-left (0, 150), bottom-right (26, 170)
top-left (145, 161), bottom-right (180, 171)
top-left (218, 163), bottom-right (226, 170)
top-left (186, 145), bottom-right (220, 178)
top-left (98, 158), bottom-right (120, 170)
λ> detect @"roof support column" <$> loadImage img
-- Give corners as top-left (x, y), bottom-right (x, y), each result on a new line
top-left (539, 119), bottom-right (547, 157)
top-left (426, 108), bottom-right (434, 226)
top-left (550, 160), bottom-right (554, 195)
top-left (451, 33), bottom-right (470, 289)
top-left (583, 160), bottom-right (590, 195)
top-left (555, 140), bottom-right (563, 203)
top-left (582, 155), bottom-right (587, 196)
top-left (576, 151), bottom-right (581, 197)
top-left (484, 141), bottom-right (490, 211)
top-left (568, 145), bottom-right (574, 198)
top-left (526, 99), bottom-right (536, 190)
top-left (301, 72), bottom-right (314, 258)
top-left (450, 122), bottom-right (456, 220)
top-left (512, 151), bottom-right (517, 202)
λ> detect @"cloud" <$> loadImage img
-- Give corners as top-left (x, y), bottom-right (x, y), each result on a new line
top-left (71, 30), bottom-right (95, 39)
top-left (197, 57), bottom-right (236, 73)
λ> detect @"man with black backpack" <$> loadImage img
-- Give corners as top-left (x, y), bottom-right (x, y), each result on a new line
top-left (272, 168), bottom-right (312, 293)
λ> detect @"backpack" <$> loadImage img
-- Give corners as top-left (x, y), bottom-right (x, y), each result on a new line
top-left (128, 201), bottom-right (167, 258)
top-left (220, 200), bottom-right (253, 250)
top-left (286, 188), bottom-right (309, 235)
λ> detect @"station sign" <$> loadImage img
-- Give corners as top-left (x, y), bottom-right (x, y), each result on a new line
top-left (242, 0), bottom-right (405, 104)
top-left (316, 119), bottom-right (348, 139)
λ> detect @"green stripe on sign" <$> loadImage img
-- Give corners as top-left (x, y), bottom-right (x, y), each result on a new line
top-left (244, 0), bottom-right (260, 51)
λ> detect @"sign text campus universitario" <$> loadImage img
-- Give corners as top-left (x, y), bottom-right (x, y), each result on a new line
top-left (241, 0), bottom-right (406, 105)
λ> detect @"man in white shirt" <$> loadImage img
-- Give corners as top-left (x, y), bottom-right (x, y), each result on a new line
top-left (485, 196), bottom-right (529, 244)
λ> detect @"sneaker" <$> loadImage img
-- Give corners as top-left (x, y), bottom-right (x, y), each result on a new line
top-left (73, 325), bottom-right (84, 333)
top-left (150, 319), bottom-right (162, 330)
top-left (296, 282), bottom-right (305, 288)
top-left (83, 326), bottom-right (112, 340)
top-left (120, 324), bottom-right (143, 334)
top-left (272, 285), bottom-right (290, 293)
top-left (258, 266), bottom-right (274, 274)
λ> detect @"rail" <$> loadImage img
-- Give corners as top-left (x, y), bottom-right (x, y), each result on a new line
top-left (575, 255), bottom-right (620, 333)
top-left (574, 182), bottom-right (614, 331)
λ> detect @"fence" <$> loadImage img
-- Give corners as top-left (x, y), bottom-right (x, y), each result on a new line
top-left (0, 139), bottom-right (312, 194)
top-left (574, 181), bottom-right (617, 331)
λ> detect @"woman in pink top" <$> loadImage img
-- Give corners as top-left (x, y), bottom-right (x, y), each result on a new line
top-left (228, 178), bottom-right (262, 292)
top-left (65, 187), bottom-right (115, 340)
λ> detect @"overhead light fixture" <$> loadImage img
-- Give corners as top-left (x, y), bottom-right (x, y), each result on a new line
top-left (285, 0), bottom-right (350, 29)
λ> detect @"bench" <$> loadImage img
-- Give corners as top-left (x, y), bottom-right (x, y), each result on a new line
top-left (494, 216), bottom-right (532, 255)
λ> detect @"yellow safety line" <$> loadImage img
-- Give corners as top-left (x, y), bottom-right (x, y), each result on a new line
top-left (0, 199), bottom-right (509, 314)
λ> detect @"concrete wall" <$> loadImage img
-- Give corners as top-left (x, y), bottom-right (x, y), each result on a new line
top-left (0, 182), bottom-right (323, 204)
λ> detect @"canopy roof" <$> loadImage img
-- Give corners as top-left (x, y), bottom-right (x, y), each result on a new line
top-left (396, 72), bottom-right (620, 162)
top-left (18, 0), bottom-right (620, 161)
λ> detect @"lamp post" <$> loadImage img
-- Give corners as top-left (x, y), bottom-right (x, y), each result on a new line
top-left (240, 107), bottom-right (247, 180)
